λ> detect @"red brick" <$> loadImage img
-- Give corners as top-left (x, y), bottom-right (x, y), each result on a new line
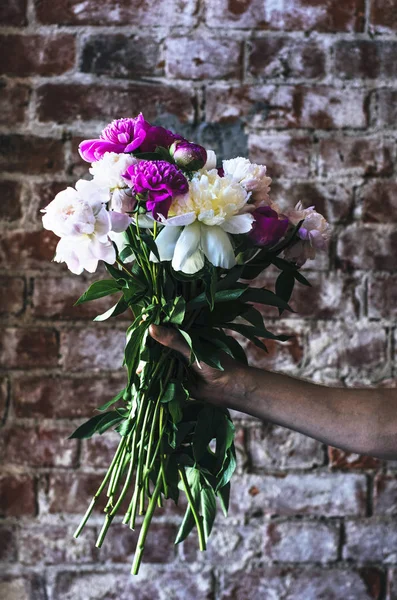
top-left (368, 273), bottom-right (397, 319)
top-left (248, 423), bottom-right (324, 470)
top-left (0, 180), bottom-right (22, 221)
top-left (81, 433), bottom-right (119, 468)
top-left (318, 138), bottom-right (393, 178)
top-left (0, 575), bottom-right (46, 600)
top-left (337, 225), bottom-right (397, 271)
top-left (18, 525), bottom-right (99, 565)
top-left (51, 569), bottom-right (213, 600)
top-left (335, 40), bottom-right (397, 79)
top-left (307, 322), bottom-right (387, 371)
top-left (60, 329), bottom-right (125, 371)
top-left (219, 567), bottom-right (382, 600)
top-left (0, 526), bottom-right (17, 562)
top-left (264, 520), bottom-right (339, 562)
top-left (35, 0), bottom-right (199, 26)
top-left (0, 230), bottom-right (58, 269)
top-left (32, 276), bottom-right (125, 320)
top-left (248, 38), bottom-right (326, 79)
top-left (0, 0), bottom-right (27, 26)
top-left (344, 519), bottom-right (397, 562)
top-left (0, 81), bottom-right (30, 126)
top-left (48, 472), bottom-right (112, 514)
top-left (230, 473), bottom-right (367, 517)
top-left (249, 134), bottom-right (313, 178)
top-left (361, 180), bottom-right (397, 223)
top-left (0, 474), bottom-right (36, 517)
top-left (0, 328), bottom-right (59, 369)
top-left (36, 83), bottom-right (196, 125)
top-left (13, 375), bottom-right (126, 419)
top-left (374, 475), bottom-right (397, 515)
top-left (0, 377), bottom-right (8, 423)
top-left (374, 89), bottom-right (397, 128)
top-left (271, 180), bottom-right (354, 224)
top-left (0, 135), bottom-right (64, 174)
top-left (206, 84), bottom-right (368, 129)
top-left (2, 424), bottom-right (78, 467)
top-left (80, 34), bottom-right (163, 79)
top-left (0, 34), bottom-right (75, 77)
top-left (165, 37), bottom-right (242, 80)
top-left (100, 523), bottom-right (177, 563)
top-left (0, 276), bottom-right (25, 316)
top-left (370, 0), bottom-right (397, 33)
top-left (206, 0), bottom-right (365, 32)
top-left (69, 137), bottom-right (87, 177)
top-left (328, 447), bottom-right (382, 469)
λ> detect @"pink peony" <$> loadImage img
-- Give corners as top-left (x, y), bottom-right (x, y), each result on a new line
top-left (284, 201), bottom-right (330, 266)
top-left (249, 206), bottom-right (289, 247)
top-left (79, 114), bottom-right (182, 162)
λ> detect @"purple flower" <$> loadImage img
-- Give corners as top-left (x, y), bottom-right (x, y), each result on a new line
top-left (249, 206), bottom-right (289, 247)
top-left (123, 160), bottom-right (189, 220)
top-left (79, 114), bottom-right (182, 162)
top-left (170, 140), bottom-right (207, 171)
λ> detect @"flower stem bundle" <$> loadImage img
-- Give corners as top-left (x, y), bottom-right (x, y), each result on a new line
top-left (41, 114), bottom-right (330, 574)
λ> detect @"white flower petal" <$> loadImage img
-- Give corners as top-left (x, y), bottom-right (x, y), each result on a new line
top-left (200, 224), bottom-right (236, 270)
top-left (203, 149), bottom-right (217, 170)
top-left (159, 212), bottom-right (197, 227)
top-left (109, 210), bottom-right (131, 233)
top-left (180, 248), bottom-right (205, 274)
top-left (152, 225), bottom-right (182, 262)
top-left (221, 213), bottom-right (254, 234)
top-left (172, 221), bottom-right (201, 272)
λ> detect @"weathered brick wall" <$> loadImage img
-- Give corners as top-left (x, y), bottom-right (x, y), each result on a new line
top-left (1, 0), bottom-right (397, 598)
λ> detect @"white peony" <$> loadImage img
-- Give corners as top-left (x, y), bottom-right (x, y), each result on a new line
top-left (284, 201), bottom-right (331, 267)
top-left (42, 179), bottom-right (131, 274)
top-left (222, 156), bottom-right (272, 207)
top-left (151, 169), bottom-right (254, 274)
top-left (89, 152), bottom-right (137, 190)
top-left (203, 149), bottom-right (217, 171)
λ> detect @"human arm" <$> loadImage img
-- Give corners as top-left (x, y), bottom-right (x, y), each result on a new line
top-left (150, 324), bottom-right (397, 460)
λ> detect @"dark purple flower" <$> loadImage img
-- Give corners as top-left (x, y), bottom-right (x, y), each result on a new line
top-left (170, 140), bottom-right (207, 171)
top-left (123, 160), bottom-right (189, 220)
top-left (79, 114), bottom-right (182, 162)
top-left (249, 206), bottom-right (289, 247)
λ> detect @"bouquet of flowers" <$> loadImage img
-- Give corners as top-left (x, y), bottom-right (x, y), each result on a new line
top-left (41, 114), bottom-right (330, 575)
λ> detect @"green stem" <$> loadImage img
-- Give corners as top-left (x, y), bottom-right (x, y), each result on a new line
top-left (131, 467), bottom-right (165, 575)
top-left (178, 467), bottom-right (206, 552)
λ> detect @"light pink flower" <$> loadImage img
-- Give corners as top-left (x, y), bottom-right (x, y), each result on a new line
top-left (284, 201), bottom-right (330, 266)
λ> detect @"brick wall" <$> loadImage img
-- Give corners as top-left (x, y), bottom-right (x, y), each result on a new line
top-left (1, 0), bottom-right (397, 598)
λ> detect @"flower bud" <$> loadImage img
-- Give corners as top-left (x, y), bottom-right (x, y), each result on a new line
top-left (170, 140), bottom-right (207, 171)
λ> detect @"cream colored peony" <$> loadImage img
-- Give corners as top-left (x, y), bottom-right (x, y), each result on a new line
top-left (222, 156), bottom-right (272, 207)
top-left (151, 169), bottom-right (254, 274)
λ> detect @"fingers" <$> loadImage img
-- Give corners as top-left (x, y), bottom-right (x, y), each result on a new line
top-left (149, 324), bottom-right (191, 362)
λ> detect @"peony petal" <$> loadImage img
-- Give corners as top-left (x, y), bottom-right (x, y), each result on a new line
top-left (221, 213), bottom-right (254, 234)
top-left (152, 225), bottom-right (182, 262)
top-left (109, 210), bottom-right (131, 233)
top-left (200, 224), bottom-right (236, 270)
top-left (158, 212), bottom-right (197, 227)
top-left (172, 221), bottom-right (201, 272)
top-left (180, 248), bottom-right (205, 274)
top-left (203, 149), bottom-right (217, 170)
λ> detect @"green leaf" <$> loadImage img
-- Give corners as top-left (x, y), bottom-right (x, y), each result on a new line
top-left (124, 322), bottom-right (147, 382)
top-left (216, 265), bottom-right (244, 291)
top-left (168, 398), bottom-right (183, 424)
top-left (241, 306), bottom-right (265, 329)
top-left (203, 265), bottom-right (218, 311)
top-left (74, 280), bottom-right (121, 306)
top-left (216, 447), bottom-right (237, 490)
top-left (163, 296), bottom-right (186, 325)
top-left (193, 406), bottom-right (221, 462)
top-left (242, 287), bottom-right (293, 313)
top-left (201, 485), bottom-right (217, 541)
top-left (68, 411), bottom-right (121, 439)
top-left (217, 482), bottom-right (231, 517)
top-left (141, 233), bottom-right (160, 261)
top-left (175, 506), bottom-right (195, 545)
top-left (190, 335), bottom-right (225, 371)
top-left (119, 245), bottom-right (135, 262)
top-left (179, 329), bottom-right (199, 366)
top-left (161, 380), bottom-right (189, 404)
top-left (93, 297), bottom-right (128, 321)
top-left (294, 270), bottom-right (311, 286)
top-left (116, 419), bottom-right (134, 436)
top-left (187, 288), bottom-right (247, 310)
top-left (97, 388), bottom-right (126, 412)
top-left (275, 271), bottom-right (295, 315)
top-left (225, 323), bottom-right (291, 342)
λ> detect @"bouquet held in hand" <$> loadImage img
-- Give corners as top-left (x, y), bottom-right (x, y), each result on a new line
top-left (41, 114), bottom-right (330, 574)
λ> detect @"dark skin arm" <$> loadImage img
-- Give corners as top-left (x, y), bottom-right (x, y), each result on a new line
top-left (150, 325), bottom-right (397, 461)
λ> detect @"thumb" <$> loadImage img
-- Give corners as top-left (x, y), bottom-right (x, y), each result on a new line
top-left (149, 324), bottom-right (191, 362)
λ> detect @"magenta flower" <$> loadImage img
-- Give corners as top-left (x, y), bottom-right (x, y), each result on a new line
top-left (249, 206), bottom-right (289, 247)
top-left (123, 160), bottom-right (189, 220)
top-left (170, 140), bottom-right (207, 171)
top-left (79, 114), bottom-right (182, 162)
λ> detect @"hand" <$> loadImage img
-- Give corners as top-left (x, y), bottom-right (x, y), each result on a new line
top-left (149, 324), bottom-right (250, 410)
